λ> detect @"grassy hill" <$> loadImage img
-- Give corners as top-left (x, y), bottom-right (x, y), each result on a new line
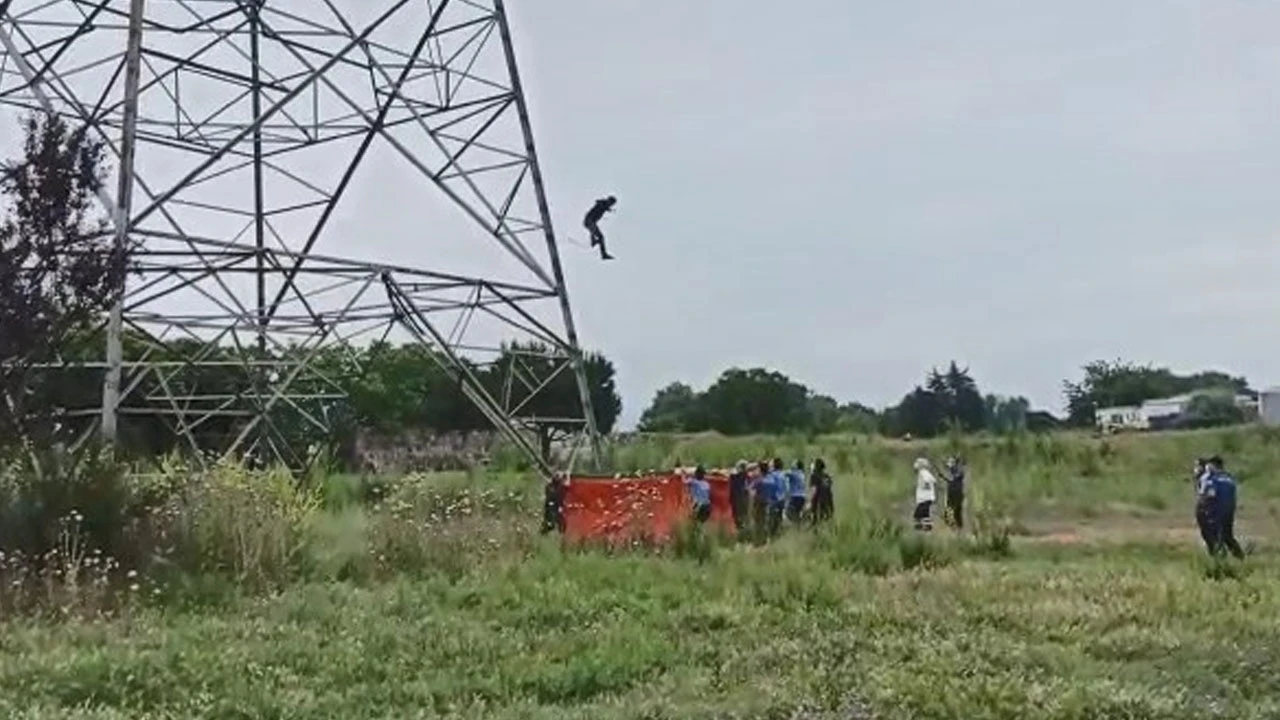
top-left (2, 427), bottom-right (1279, 718)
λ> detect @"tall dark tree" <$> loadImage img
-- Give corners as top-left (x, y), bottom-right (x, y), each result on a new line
top-left (942, 362), bottom-right (986, 431)
top-left (0, 112), bottom-right (119, 449)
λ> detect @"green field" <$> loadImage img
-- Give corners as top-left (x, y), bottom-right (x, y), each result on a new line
top-left (3, 428), bottom-right (1280, 719)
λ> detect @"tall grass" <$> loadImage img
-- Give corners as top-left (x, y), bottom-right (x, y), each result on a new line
top-left (0, 426), bottom-right (1270, 615)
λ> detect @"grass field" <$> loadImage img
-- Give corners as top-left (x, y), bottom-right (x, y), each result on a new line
top-left (3, 427), bottom-right (1280, 719)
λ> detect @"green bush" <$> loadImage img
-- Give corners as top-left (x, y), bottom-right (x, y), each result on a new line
top-left (0, 447), bottom-right (146, 564)
top-left (164, 461), bottom-right (322, 591)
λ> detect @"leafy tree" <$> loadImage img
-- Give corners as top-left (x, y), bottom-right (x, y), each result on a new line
top-left (985, 394), bottom-right (1030, 434)
top-left (697, 368), bottom-right (811, 435)
top-left (638, 382), bottom-right (702, 432)
top-left (1182, 390), bottom-right (1246, 429)
top-left (836, 401), bottom-right (880, 433)
top-left (884, 362), bottom-right (986, 437)
top-left (806, 394), bottom-right (842, 434)
top-left (942, 362), bottom-right (986, 431)
top-left (485, 342), bottom-right (622, 460)
top-left (0, 112), bottom-right (119, 451)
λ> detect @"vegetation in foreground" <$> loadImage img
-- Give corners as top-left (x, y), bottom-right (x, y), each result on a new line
top-left (1, 428), bottom-right (1279, 718)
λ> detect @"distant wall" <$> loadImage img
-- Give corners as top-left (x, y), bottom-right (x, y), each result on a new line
top-left (353, 430), bottom-right (497, 474)
top-left (351, 429), bottom-right (582, 474)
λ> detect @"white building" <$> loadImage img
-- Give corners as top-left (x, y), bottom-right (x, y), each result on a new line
top-left (1096, 391), bottom-right (1257, 431)
top-left (1262, 388), bottom-right (1280, 426)
top-left (1095, 405), bottom-right (1146, 431)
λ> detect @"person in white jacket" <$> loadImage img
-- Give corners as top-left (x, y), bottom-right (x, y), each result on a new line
top-left (912, 457), bottom-right (937, 531)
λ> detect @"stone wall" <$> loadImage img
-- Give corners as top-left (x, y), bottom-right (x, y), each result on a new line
top-left (352, 429), bottom-right (588, 474)
top-left (352, 430), bottom-right (498, 474)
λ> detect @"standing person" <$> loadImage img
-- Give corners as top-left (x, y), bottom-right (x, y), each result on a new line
top-left (541, 472), bottom-right (567, 534)
top-left (748, 462), bottom-right (769, 540)
top-left (766, 458), bottom-right (788, 537)
top-left (582, 196), bottom-right (617, 260)
top-left (786, 460), bottom-right (807, 523)
top-left (685, 465), bottom-right (712, 525)
top-left (944, 456), bottom-right (966, 530)
top-left (912, 458), bottom-right (937, 531)
top-left (809, 458), bottom-right (834, 524)
top-left (1205, 455), bottom-right (1245, 559)
top-left (728, 460), bottom-right (750, 532)
top-left (1193, 457), bottom-right (1217, 554)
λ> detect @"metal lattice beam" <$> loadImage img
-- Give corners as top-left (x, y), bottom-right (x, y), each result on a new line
top-left (0, 0), bottom-right (601, 473)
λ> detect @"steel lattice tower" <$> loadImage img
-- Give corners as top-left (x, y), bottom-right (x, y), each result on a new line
top-left (0, 0), bottom-right (601, 474)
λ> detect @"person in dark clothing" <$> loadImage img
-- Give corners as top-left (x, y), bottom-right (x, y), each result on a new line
top-left (944, 456), bottom-right (966, 530)
top-left (809, 458), bottom-right (834, 524)
top-left (728, 460), bottom-right (750, 532)
top-left (748, 462), bottom-right (769, 543)
top-left (541, 473), bottom-right (567, 534)
top-left (1204, 455), bottom-right (1245, 559)
top-left (583, 196), bottom-right (617, 260)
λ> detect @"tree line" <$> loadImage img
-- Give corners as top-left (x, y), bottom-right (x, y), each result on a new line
top-left (637, 359), bottom-right (1256, 438)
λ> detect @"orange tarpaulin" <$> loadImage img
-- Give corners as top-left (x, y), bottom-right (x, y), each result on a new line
top-left (563, 473), bottom-right (736, 543)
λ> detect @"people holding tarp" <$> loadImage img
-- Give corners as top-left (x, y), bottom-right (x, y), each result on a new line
top-left (766, 458), bottom-right (789, 536)
top-left (728, 460), bottom-right (750, 531)
top-left (685, 465), bottom-right (712, 524)
top-left (542, 473), bottom-right (567, 534)
top-left (786, 460), bottom-right (807, 523)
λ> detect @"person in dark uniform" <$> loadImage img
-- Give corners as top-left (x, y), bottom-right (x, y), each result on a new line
top-left (809, 458), bottom-right (834, 524)
top-left (1203, 455), bottom-right (1245, 559)
top-left (944, 456), bottom-right (966, 530)
top-left (583, 196), bottom-right (617, 260)
top-left (541, 472), bottom-right (567, 534)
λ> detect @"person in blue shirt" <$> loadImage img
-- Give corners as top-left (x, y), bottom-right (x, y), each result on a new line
top-left (786, 460), bottom-right (807, 523)
top-left (1204, 455), bottom-right (1245, 559)
top-left (685, 465), bottom-right (712, 524)
top-left (765, 458), bottom-right (788, 536)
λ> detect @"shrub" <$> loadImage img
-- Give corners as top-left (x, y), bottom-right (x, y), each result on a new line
top-left (164, 461), bottom-right (322, 591)
top-left (0, 447), bottom-right (141, 563)
top-left (897, 532), bottom-right (953, 570)
top-left (365, 475), bottom-right (536, 581)
top-left (813, 508), bottom-right (906, 576)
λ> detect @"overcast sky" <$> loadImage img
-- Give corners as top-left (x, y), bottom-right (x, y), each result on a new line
top-left (4, 1), bottom-right (1279, 430)
top-left (494, 0), bottom-right (1280, 427)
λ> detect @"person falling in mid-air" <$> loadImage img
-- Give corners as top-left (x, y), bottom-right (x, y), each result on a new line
top-left (583, 196), bottom-right (617, 260)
